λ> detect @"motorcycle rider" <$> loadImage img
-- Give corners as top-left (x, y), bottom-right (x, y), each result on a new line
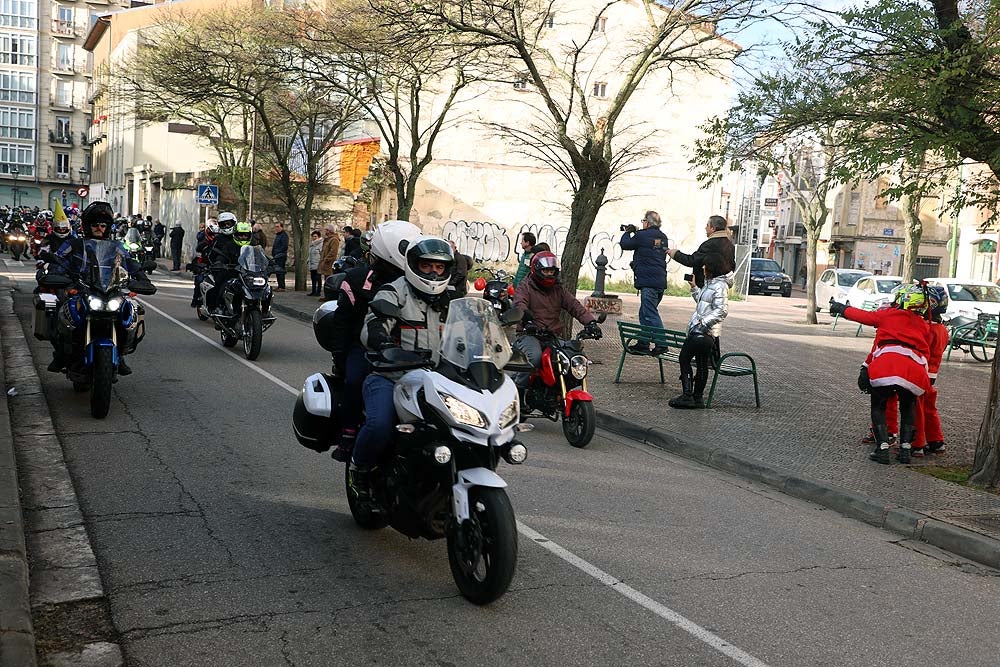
top-left (233, 221), bottom-right (253, 248)
top-left (316, 220), bottom-right (418, 462)
top-left (350, 235), bottom-right (454, 500)
top-left (190, 220), bottom-right (219, 309)
top-left (203, 212), bottom-right (241, 314)
top-left (510, 250), bottom-right (601, 392)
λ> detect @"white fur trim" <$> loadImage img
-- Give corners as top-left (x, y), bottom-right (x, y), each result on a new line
top-left (870, 375), bottom-right (926, 397)
top-left (872, 345), bottom-right (927, 368)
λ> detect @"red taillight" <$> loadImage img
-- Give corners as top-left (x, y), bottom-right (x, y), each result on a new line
top-left (474, 277), bottom-right (486, 291)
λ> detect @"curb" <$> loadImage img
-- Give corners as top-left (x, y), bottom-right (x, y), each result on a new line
top-left (0, 283), bottom-right (36, 667)
top-left (597, 410), bottom-right (1000, 570)
top-left (270, 299), bottom-right (315, 324)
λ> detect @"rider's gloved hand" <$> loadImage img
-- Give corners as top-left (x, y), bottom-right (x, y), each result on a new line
top-left (584, 321), bottom-right (602, 339)
top-left (828, 300), bottom-right (848, 317)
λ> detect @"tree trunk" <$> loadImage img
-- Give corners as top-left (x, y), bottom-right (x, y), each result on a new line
top-left (804, 231), bottom-right (820, 325)
top-left (970, 352), bottom-right (1000, 488)
top-left (559, 176), bottom-right (608, 333)
top-left (289, 208), bottom-right (309, 291)
top-left (900, 195), bottom-right (923, 282)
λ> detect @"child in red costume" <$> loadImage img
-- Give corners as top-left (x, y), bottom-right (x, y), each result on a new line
top-left (920, 286), bottom-right (951, 454)
top-left (831, 284), bottom-right (931, 464)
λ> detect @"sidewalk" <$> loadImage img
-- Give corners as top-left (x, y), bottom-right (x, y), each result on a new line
top-left (263, 281), bottom-right (1000, 566)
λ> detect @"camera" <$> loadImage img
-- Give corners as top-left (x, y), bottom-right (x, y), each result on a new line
top-left (683, 273), bottom-right (694, 282)
top-left (619, 224), bottom-right (637, 233)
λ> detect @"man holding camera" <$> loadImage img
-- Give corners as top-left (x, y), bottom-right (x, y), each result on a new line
top-left (620, 210), bottom-right (669, 355)
top-left (666, 215), bottom-right (736, 289)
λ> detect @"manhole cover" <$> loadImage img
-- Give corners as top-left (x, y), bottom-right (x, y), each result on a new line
top-left (946, 514), bottom-right (1000, 536)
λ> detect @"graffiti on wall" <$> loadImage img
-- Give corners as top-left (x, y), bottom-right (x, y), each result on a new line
top-left (442, 219), bottom-right (632, 272)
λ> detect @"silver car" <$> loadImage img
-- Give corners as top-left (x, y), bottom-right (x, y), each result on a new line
top-left (815, 268), bottom-right (873, 311)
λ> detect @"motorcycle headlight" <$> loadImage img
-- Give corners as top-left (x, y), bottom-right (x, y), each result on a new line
top-left (106, 297), bottom-right (123, 311)
top-left (442, 395), bottom-right (486, 428)
top-left (570, 355), bottom-right (590, 380)
top-left (499, 399), bottom-right (518, 428)
top-left (87, 296), bottom-right (105, 311)
top-left (252, 277), bottom-right (267, 287)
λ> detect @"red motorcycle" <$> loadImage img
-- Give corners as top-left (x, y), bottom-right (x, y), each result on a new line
top-left (514, 316), bottom-right (604, 448)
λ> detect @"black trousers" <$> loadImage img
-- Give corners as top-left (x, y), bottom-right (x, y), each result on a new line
top-left (871, 386), bottom-right (917, 441)
top-left (310, 270), bottom-right (321, 295)
top-left (678, 333), bottom-right (717, 398)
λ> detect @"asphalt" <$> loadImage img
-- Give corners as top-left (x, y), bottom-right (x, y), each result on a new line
top-left (6, 261), bottom-right (1000, 665)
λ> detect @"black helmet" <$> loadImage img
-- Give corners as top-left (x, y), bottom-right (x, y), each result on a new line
top-left (81, 201), bottom-right (114, 239)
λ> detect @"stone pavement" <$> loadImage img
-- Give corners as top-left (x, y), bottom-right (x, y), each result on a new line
top-left (170, 264), bottom-right (1000, 565)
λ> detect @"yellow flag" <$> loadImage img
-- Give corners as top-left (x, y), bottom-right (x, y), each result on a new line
top-left (52, 199), bottom-right (68, 224)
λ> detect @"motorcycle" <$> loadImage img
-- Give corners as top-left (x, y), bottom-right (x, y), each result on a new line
top-left (202, 245), bottom-right (275, 360)
top-left (38, 241), bottom-right (156, 418)
top-left (188, 257), bottom-right (211, 321)
top-left (6, 224), bottom-right (26, 261)
top-left (473, 267), bottom-right (515, 314)
top-left (515, 314), bottom-right (606, 448)
top-left (29, 225), bottom-right (47, 259)
top-left (293, 298), bottom-right (530, 604)
top-left (123, 229), bottom-right (157, 274)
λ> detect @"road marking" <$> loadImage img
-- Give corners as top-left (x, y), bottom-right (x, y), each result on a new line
top-left (146, 295), bottom-right (769, 667)
top-left (139, 299), bottom-right (299, 395)
top-left (516, 522), bottom-right (770, 666)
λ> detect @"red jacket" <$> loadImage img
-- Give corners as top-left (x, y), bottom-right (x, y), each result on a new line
top-left (927, 322), bottom-right (949, 379)
top-left (513, 276), bottom-right (595, 336)
top-left (845, 306), bottom-right (931, 395)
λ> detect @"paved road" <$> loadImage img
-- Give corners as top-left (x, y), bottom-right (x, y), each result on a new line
top-left (7, 261), bottom-right (1000, 667)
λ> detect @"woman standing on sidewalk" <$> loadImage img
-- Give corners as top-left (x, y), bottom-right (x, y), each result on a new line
top-left (308, 230), bottom-right (323, 296)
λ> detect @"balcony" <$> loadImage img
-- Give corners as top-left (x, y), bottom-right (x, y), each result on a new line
top-left (87, 124), bottom-right (106, 146)
top-left (51, 59), bottom-right (76, 75)
top-left (50, 97), bottom-right (76, 110)
top-left (52, 20), bottom-right (80, 38)
top-left (48, 129), bottom-right (74, 146)
top-left (86, 80), bottom-right (103, 103)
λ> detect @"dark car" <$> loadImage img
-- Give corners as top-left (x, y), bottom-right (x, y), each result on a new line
top-left (749, 258), bottom-right (792, 297)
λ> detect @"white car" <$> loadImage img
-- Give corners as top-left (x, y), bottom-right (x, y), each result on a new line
top-left (924, 278), bottom-right (1000, 319)
top-left (815, 268), bottom-right (873, 311)
top-left (844, 275), bottom-right (903, 309)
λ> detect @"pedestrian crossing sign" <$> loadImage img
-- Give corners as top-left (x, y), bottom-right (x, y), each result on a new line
top-left (197, 184), bottom-right (219, 206)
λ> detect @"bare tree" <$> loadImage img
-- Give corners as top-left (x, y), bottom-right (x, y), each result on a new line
top-left (379, 0), bottom-right (761, 290)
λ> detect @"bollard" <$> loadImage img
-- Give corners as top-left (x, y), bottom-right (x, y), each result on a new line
top-left (585, 248), bottom-right (622, 316)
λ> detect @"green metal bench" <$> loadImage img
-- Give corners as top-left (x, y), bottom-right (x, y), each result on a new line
top-left (831, 299), bottom-right (881, 336)
top-left (614, 321), bottom-right (761, 408)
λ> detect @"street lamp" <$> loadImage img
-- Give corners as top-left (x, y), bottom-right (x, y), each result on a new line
top-left (10, 167), bottom-right (19, 209)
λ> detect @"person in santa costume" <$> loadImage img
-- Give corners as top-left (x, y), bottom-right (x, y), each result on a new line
top-left (830, 283), bottom-right (931, 464)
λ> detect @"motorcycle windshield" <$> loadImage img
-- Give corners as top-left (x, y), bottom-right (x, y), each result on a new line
top-left (439, 297), bottom-right (512, 371)
top-left (84, 240), bottom-right (128, 292)
top-left (124, 229), bottom-right (142, 250)
top-left (239, 245), bottom-right (269, 273)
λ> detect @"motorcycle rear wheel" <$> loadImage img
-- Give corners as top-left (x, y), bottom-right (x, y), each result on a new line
top-left (562, 400), bottom-right (596, 448)
top-left (220, 329), bottom-right (238, 348)
top-left (90, 347), bottom-right (114, 419)
top-left (344, 464), bottom-right (387, 530)
top-left (447, 487), bottom-right (517, 605)
top-left (243, 309), bottom-right (263, 361)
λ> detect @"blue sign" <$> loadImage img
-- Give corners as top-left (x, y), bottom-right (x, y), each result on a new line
top-left (197, 184), bottom-right (219, 206)
top-left (882, 228), bottom-right (894, 236)
top-left (894, 245), bottom-right (900, 257)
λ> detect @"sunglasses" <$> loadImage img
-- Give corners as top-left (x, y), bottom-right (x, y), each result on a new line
top-left (92, 223), bottom-right (108, 228)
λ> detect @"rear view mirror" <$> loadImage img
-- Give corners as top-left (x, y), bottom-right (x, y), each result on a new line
top-left (500, 307), bottom-right (523, 325)
top-left (38, 273), bottom-right (72, 289)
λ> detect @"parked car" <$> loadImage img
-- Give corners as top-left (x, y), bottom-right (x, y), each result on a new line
top-left (844, 275), bottom-right (902, 308)
top-left (924, 278), bottom-right (1000, 319)
top-left (815, 268), bottom-right (873, 311)
top-left (749, 258), bottom-right (792, 297)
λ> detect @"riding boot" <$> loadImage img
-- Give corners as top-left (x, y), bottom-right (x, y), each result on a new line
top-left (331, 427), bottom-right (357, 463)
top-left (869, 423), bottom-right (891, 464)
top-left (668, 373), bottom-right (698, 409)
top-left (348, 461), bottom-right (374, 503)
top-left (117, 357), bottom-right (132, 376)
top-left (47, 350), bottom-right (65, 373)
top-left (897, 426), bottom-right (915, 464)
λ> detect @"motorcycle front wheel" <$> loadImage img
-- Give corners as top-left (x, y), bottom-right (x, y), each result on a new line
top-left (243, 309), bottom-right (263, 361)
top-left (196, 306), bottom-right (209, 322)
top-left (562, 400), bottom-right (596, 448)
top-left (447, 487), bottom-right (517, 605)
top-left (11, 250), bottom-right (19, 261)
top-left (90, 347), bottom-right (114, 419)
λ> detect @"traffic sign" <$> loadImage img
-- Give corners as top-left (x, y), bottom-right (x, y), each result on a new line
top-left (197, 184), bottom-right (219, 206)
top-left (77, 186), bottom-right (89, 198)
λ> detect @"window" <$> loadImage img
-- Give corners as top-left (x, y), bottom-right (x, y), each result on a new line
top-left (0, 33), bottom-right (34, 65)
top-left (512, 78), bottom-right (527, 90)
top-left (848, 191), bottom-right (861, 225)
top-left (0, 69), bottom-right (33, 102)
top-left (594, 16), bottom-right (607, 32)
top-left (0, 105), bottom-right (32, 139)
top-left (54, 5), bottom-right (73, 35)
top-left (55, 151), bottom-right (69, 178)
top-left (0, 142), bottom-right (33, 175)
top-left (592, 81), bottom-right (607, 98)
top-left (0, 0), bottom-right (35, 29)
top-left (54, 79), bottom-right (71, 106)
top-left (55, 114), bottom-right (69, 141)
top-left (55, 43), bottom-right (72, 71)
top-left (874, 176), bottom-right (889, 209)
top-left (544, 13), bottom-right (554, 28)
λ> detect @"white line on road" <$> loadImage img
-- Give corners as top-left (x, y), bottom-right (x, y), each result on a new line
top-left (145, 295), bottom-right (770, 667)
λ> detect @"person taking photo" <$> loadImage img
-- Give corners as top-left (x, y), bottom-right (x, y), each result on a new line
top-left (620, 210), bottom-right (669, 354)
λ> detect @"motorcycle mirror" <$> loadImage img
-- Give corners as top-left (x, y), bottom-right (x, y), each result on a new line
top-left (474, 277), bottom-right (487, 291)
top-left (501, 307), bottom-right (523, 326)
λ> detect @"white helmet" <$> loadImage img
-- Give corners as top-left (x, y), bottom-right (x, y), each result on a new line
top-left (370, 219), bottom-right (420, 271)
top-left (53, 218), bottom-right (71, 238)
top-left (217, 211), bottom-right (237, 235)
top-left (404, 235), bottom-right (453, 297)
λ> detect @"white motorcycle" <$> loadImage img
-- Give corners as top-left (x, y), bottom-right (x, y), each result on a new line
top-left (295, 298), bottom-right (531, 604)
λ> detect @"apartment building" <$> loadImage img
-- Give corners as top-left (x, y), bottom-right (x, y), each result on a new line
top-left (0, 0), bottom-right (134, 213)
